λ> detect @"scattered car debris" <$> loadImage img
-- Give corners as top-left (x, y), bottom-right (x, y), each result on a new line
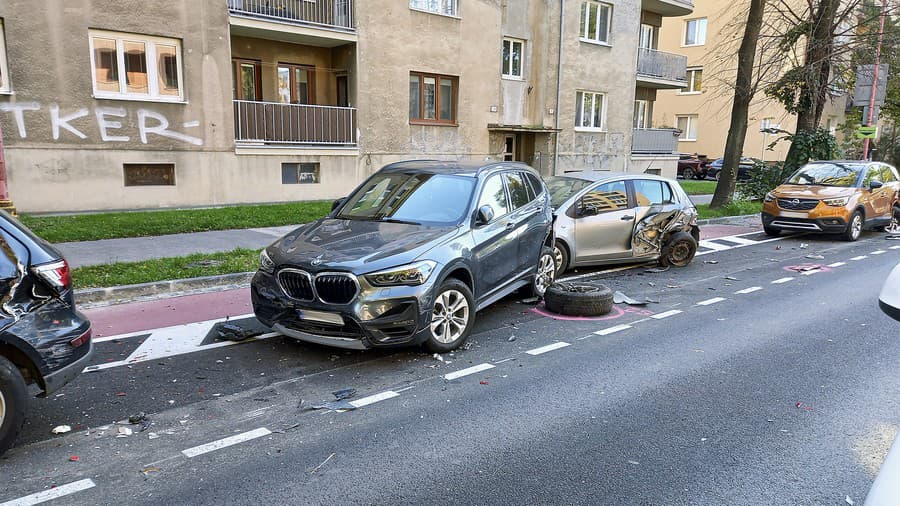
top-left (479, 380), bottom-right (489, 385)
top-left (310, 452), bottom-right (336, 473)
top-left (846, 495), bottom-right (854, 505)
top-left (799, 243), bottom-right (809, 249)
top-left (544, 282), bottom-right (614, 316)
top-left (128, 412), bottom-right (147, 425)
top-left (141, 466), bottom-right (162, 475)
top-left (69, 455), bottom-right (80, 462)
top-left (51, 425), bottom-right (72, 434)
top-left (704, 260), bottom-right (718, 264)
top-left (331, 388), bottom-right (356, 401)
top-left (724, 276), bottom-right (739, 281)
top-left (117, 426), bottom-right (133, 437)
top-left (805, 254), bottom-right (825, 260)
top-left (644, 266), bottom-right (670, 273)
top-left (508, 335), bottom-right (517, 342)
top-left (148, 432), bottom-right (159, 440)
top-left (519, 296), bottom-right (540, 304)
top-left (613, 291), bottom-right (650, 306)
top-left (775, 245), bottom-right (782, 250)
top-left (215, 322), bottom-right (259, 341)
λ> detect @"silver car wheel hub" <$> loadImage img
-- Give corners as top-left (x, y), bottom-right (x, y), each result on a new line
top-left (553, 247), bottom-right (564, 271)
top-left (431, 289), bottom-right (470, 344)
top-left (535, 253), bottom-right (556, 296)
top-left (852, 215), bottom-right (862, 238)
top-left (0, 389), bottom-right (6, 428)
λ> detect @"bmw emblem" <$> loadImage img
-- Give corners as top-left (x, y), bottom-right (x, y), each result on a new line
top-left (310, 254), bottom-right (324, 266)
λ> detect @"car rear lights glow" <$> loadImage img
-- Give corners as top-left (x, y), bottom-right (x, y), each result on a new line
top-left (32, 259), bottom-right (72, 293)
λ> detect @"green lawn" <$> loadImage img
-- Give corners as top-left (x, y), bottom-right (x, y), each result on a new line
top-left (72, 248), bottom-right (260, 289)
top-left (696, 201), bottom-right (762, 220)
top-left (677, 180), bottom-right (718, 195)
top-left (21, 201), bottom-right (333, 243)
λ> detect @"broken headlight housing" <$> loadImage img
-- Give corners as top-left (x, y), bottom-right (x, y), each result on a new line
top-left (366, 260), bottom-right (437, 287)
top-left (823, 196), bottom-right (850, 207)
top-left (259, 249), bottom-right (275, 273)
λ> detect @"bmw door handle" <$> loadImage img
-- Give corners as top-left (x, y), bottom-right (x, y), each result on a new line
top-left (620, 215), bottom-right (634, 221)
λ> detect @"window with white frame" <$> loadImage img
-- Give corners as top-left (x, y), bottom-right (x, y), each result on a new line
top-left (409, 0), bottom-right (457, 16)
top-left (502, 38), bottom-right (524, 79)
top-left (683, 67), bottom-right (702, 93)
top-left (575, 91), bottom-right (606, 130)
top-left (89, 30), bottom-right (184, 101)
top-left (683, 18), bottom-right (707, 46)
top-left (676, 114), bottom-right (698, 140)
top-left (633, 100), bottom-right (651, 129)
top-left (579, 1), bottom-right (612, 44)
top-left (639, 24), bottom-right (655, 50)
top-left (0, 19), bottom-right (9, 93)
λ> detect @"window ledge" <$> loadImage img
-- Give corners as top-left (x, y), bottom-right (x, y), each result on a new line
top-left (678, 91), bottom-right (702, 95)
top-left (579, 38), bottom-right (611, 47)
top-left (410, 120), bottom-right (459, 127)
top-left (501, 75), bottom-right (525, 81)
top-left (409, 7), bottom-right (461, 19)
top-left (0, 90), bottom-right (12, 96)
top-left (679, 139), bottom-right (697, 142)
top-left (92, 94), bottom-right (188, 105)
top-left (575, 127), bottom-right (607, 133)
top-left (681, 43), bottom-right (706, 48)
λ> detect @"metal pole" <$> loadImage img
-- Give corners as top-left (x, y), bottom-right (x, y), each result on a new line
top-left (861, 0), bottom-right (887, 161)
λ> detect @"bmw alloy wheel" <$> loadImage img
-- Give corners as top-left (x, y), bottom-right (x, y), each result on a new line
top-left (431, 289), bottom-right (470, 344)
top-left (535, 251), bottom-right (556, 296)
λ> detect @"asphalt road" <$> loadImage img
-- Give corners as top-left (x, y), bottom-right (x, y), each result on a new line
top-left (2, 231), bottom-right (900, 505)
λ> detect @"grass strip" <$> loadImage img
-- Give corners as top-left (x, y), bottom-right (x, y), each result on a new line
top-left (696, 201), bottom-right (762, 220)
top-left (21, 201), bottom-right (332, 243)
top-left (72, 248), bottom-right (260, 288)
top-left (677, 180), bottom-right (717, 195)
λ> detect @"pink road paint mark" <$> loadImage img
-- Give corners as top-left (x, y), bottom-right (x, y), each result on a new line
top-left (530, 304), bottom-right (654, 321)
top-left (84, 288), bottom-right (253, 338)
top-left (783, 263), bottom-right (831, 274)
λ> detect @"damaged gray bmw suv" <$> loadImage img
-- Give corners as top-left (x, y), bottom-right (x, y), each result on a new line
top-left (251, 160), bottom-right (555, 352)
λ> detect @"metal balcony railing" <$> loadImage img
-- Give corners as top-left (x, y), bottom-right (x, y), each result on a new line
top-left (227, 0), bottom-right (354, 31)
top-left (636, 48), bottom-right (688, 84)
top-left (234, 100), bottom-right (357, 146)
top-left (632, 128), bottom-right (680, 154)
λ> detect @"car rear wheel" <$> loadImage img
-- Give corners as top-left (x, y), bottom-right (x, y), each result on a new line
top-left (0, 356), bottom-right (27, 457)
top-left (552, 241), bottom-right (569, 279)
top-left (424, 279), bottom-right (474, 353)
top-left (531, 247), bottom-right (556, 297)
top-left (842, 211), bottom-right (863, 242)
top-left (659, 231), bottom-right (698, 268)
top-left (682, 168), bottom-right (694, 180)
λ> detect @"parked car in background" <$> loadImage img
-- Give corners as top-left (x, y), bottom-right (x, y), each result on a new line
top-left (706, 157), bottom-right (762, 181)
top-left (762, 161), bottom-right (900, 241)
top-left (252, 161), bottom-right (555, 353)
top-left (0, 211), bottom-right (93, 457)
top-left (677, 154), bottom-right (707, 180)
top-left (546, 172), bottom-right (700, 277)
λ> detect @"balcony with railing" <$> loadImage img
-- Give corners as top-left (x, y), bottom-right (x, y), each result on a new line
top-left (632, 128), bottom-right (680, 155)
top-left (228, 0), bottom-right (355, 37)
top-left (233, 100), bottom-right (357, 147)
top-left (636, 48), bottom-right (688, 89)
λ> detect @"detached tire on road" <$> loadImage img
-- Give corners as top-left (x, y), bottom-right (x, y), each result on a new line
top-left (0, 356), bottom-right (27, 457)
top-left (659, 231), bottom-right (698, 268)
top-left (543, 282), bottom-right (614, 317)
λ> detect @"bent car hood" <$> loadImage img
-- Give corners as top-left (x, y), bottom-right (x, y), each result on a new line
top-left (773, 185), bottom-right (856, 199)
top-left (268, 218), bottom-right (454, 273)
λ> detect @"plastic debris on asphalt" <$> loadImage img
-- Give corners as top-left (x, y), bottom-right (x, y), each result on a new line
top-left (519, 296), bottom-right (540, 304)
top-left (69, 455), bottom-right (80, 462)
top-left (52, 425), bottom-right (72, 434)
top-left (613, 291), bottom-right (650, 306)
top-left (331, 388), bottom-right (357, 401)
top-left (310, 453), bottom-right (336, 474)
top-left (800, 243), bottom-right (809, 249)
top-left (216, 322), bottom-right (259, 341)
top-left (117, 426), bottom-right (133, 437)
top-left (704, 260), bottom-right (718, 264)
top-left (805, 254), bottom-right (825, 260)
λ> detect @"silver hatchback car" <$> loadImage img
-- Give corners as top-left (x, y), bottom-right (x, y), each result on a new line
top-left (547, 172), bottom-right (700, 276)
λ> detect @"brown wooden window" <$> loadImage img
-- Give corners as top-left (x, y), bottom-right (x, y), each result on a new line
top-left (277, 63), bottom-right (315, 105)
top-left (123, 163), bottom-right (175, 186)
top-left (232, 58), bottom-right (262, 101)
top-left (409, 72), bottom-right (457, 125)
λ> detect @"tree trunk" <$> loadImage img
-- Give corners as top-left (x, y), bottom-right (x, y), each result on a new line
top-left (710, 0), bottom-right (768, 209)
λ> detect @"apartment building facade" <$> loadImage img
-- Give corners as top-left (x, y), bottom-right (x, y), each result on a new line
top-left (0, 0), bottom-right (692, 213)
top-left (651, 0), bottom-right (847, 162)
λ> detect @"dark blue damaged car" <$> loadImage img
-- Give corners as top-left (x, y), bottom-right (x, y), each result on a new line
top-left (0, 211), bottom-right (93, 456)
top-left (251, 160), bottom-right (556, 352)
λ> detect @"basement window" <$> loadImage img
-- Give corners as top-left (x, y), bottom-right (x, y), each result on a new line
top-left (123, 163), bottom-right (176, 186)
top-left (282, 163), bottom-right (320, 184)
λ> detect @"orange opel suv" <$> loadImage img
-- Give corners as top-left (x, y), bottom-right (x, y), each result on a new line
top-left (761, 161), bottom-right (900, 241)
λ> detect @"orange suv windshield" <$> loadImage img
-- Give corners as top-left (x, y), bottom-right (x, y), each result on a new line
top-left (787, 163), bottom-right (864, 187)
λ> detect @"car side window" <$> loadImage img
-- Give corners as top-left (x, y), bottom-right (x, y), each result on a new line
top-left (477, 174), bottom-right (510, 217)
top-left (519, 172), bottom-right (536, 201)
top-left (880, 165), bottom-right (897, 183)
top-left (863, 166), bottom-right (882, 186)
top-left (580, 181), bottom-right (629, 214)
top-left (632, 179), bottom-right (667, 206)
top-left (525, 173), bottom-right (544, 198)
top-left (505, 172), bottom-right (531, 210)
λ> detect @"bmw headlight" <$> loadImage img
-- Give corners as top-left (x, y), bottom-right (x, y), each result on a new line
top-left (764, 192), bottom-right (775, 202)
top-left (366, 260), bottom-right (437, 287)
top-left (259, 249), bottom-right (275, 273)
top-left (823, 196), bottom-right (849, 207)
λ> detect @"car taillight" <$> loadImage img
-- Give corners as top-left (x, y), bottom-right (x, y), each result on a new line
top-left (32, 259), bottom-right (72, 293)
top-left (70, 328), bottom-right (91, 348)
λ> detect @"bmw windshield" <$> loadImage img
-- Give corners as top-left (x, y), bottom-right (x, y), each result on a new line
top-left (546, 176), bottom-right (593, 209)
top-left (788, 163), bottom-right (865, 187)
top-left (336, 173), bottom-right (475, 226)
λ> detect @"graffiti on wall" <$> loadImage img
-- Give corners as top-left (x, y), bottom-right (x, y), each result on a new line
top-left (0, 102), bottom-right (203, 146)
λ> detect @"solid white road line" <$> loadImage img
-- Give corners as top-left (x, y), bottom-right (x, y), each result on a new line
top-left (801, 269), bottom-right (823, 276)
top-left (697, 297), bottom-right (726, 306)
top-left (348, 390), bottom-right (401, 408)
top-left (699, 240), bottom-right (732, 251)
top-left (851, 255), bottom-right (868, 261)
top-left (772, 277), bottom-right (794, 284)
top-left (735, 286), bottom-right (762, 294)
top-left (444, 363), bottom-right (495, 381)
top-left (525, 342), bottom-right (571, 355)
top-left (93, 314), bottom-right (257, 343)
top-left (182, 428), bottom-right (272, 458)
top-left (651, 309), bottom-right (682, 319)
top-left (594, 324), bottom-right (632, 336)
top-left (716, 236), bottom-right (759, 246)
top-left (0, 479), bottom-right (96, 506)
top-left (828, 262), bottom-right (846, 267)
top-left (872, 250), bottom-right (887, 255)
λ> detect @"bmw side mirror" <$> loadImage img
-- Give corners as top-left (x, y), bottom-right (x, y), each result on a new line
top-left (331, 197), bottom-right (346, 211)
top-left (870, 180), bottom-right (884, 190)
top-left (475, 205), bottom-right (495, 226)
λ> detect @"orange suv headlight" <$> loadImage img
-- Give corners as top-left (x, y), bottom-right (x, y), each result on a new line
top-left (764, 192), bottom-right (775, 202)
top-left (822, 197), bottom-right (849, 207)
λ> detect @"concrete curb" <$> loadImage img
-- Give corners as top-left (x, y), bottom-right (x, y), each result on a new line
top-left (75, 272), bottom-right (254, 307)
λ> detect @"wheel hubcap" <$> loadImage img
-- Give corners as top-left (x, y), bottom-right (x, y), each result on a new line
top-left (670, 242), bottom-right (691, 263)
top-left (535, 253), bottom-right (556, 296)
top-left (852, 215), bottom-right (862, 238)
top-left (431, 289), bottom-right (470, 344)
top-left (553, 247), bottom-right (564, 272)
top-left (0, 389), bottom-right (6, 428)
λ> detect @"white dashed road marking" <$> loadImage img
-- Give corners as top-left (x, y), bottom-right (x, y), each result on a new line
top-left (0, 479), bottom-right (96, 506)
top-left (182, 428), bottom-right (272, 458)
top-left (772, 277), bottom-right (794, 284)
top-left (872, 250), bottom-right (887, 255)
top-left (526, 342), bottom-right (571, 356)
top-left (891, 245), bottom-right (900, 250)
top-left (735, 286), bottom-right (762, 294)
top-left (716, 236), bottom-right (759, 246)
top-left (699, 240), bottom-right (732, 252)
top-left (851, 255), bottom-right (868, 261)
top-left (349, 391), bottom-right (401, 408)
top-left (651, 310), bottom-right (682, 319)
top-left (697, 297), bottom-right (726, 306)
top-left (828, 262), bottom-right (846, 267)
top-left (444, 363), bottom-right (495, 381)
top-left (594, 324), bottom-right (632, 336)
